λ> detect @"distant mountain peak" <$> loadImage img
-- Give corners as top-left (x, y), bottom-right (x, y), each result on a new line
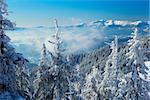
top-left (15, 20), bottom-right (149, 30)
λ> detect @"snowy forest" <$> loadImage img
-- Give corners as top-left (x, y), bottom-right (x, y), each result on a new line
top-left (0, 0), bottom-right (150, 100)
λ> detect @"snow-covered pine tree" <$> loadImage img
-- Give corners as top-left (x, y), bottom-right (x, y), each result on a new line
top-left (39, 43), bottom-right (49, 68)
top-left (0, 0), bottom-right (17, 99)
top-left (81, 66), bottom-right (99, 100)
top-left (47, 19), bottom-right (73, 100)
top-left (66, 56), bottom-right (83, 100)
top-left (33, 43), bottom-right (52, 100)
top-left (0, 0), bottom-right (30, 99)
top-left (117, 28), bottom-right (149, 100)
top-left (15, 55), bottom-right (32, 100)
top-left (34, 19), bottom-right (76, 100)
top-left (98, 36), bottom-right (120, 99)
top-left (32, 68), bottom-right (40, 97)
top-left (71, 64), bottom-right (81, 97)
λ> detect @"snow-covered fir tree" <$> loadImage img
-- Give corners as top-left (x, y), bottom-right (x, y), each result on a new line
top-left (0, 0), bottom-right (30, 99)
top-left (39, 43), bottom-right (50, 68)
top-left (33, 43), bottom-right (52, 100)
top-left (66, 56), bottom-right (83, 100)
top-left (15, 55), bottom-right (32, 100)
top-left (71, 64), bottom-right (81, 97)
top-left (98, 36), bottom-right (120, 99)
top-left (47, 19), bottom-right (74, 100)
top-left (34, 19), bottom-right (78, 100)
top-left (117, 28), bottom-right (149, 100)
top-left (81, 66), bottom-right (99, 100)
top-left (0, 0), bottom-right (17, 99)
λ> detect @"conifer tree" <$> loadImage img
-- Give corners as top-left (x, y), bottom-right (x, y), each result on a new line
top-left (15, 56), bottom-right (32, 100)
top-left (34, 19), bottom-right (76, 100)
top-left (98, 36), bottom-right (120, 99)
top-left (72, 64), bottom-right (82, 98)
top-left (0, 0), bottom-right (17, 98)
top-left (39, 43), bottom-right (49, 68)
top-left (48, 19), bottom-right (71, 100)
top-left (82, 66), bottom-right (99, 100)
top-left (0, 0), bottom-right (30, 99)
top-left (33, 43), bottom-right (52, 100)
top-left (66, 57), bottom-right (83, 100)
top-left (117, 28), bottom-right (149, 100)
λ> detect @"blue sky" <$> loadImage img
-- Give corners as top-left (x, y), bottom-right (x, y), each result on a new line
top-left (7, 0), bottom-right (149, 27)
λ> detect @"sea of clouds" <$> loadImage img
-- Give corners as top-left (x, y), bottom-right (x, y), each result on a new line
top-left (6, 20), bottom-right (149, 63)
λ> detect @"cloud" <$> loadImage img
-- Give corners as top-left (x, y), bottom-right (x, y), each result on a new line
top-left (6, 26), bottom-right (104, 63)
